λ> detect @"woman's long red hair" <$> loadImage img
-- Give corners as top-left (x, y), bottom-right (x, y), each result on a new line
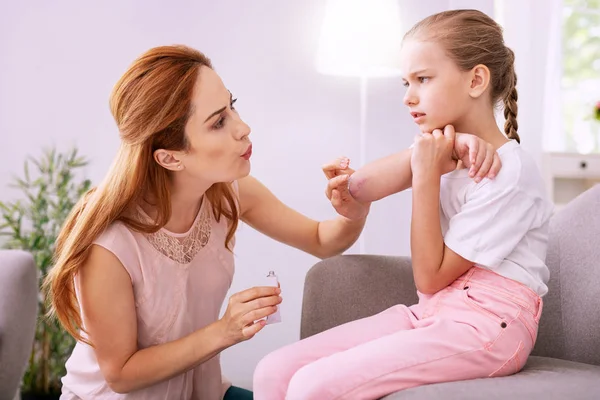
top-left (43, 45), bottom-right (239, 343)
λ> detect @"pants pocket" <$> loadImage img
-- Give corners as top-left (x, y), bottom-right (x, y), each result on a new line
top-left (489, 341), bottom-right (527, 378)
top-left (462, 286), bottom-right (506, 325)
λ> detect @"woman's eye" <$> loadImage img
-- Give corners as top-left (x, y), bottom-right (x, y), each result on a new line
top-left (419, 77), bottom-right (429, 83)
top-left (214, 98), bottom-right (238, 129)
top-left (214, 117), bottom-right (225, 129)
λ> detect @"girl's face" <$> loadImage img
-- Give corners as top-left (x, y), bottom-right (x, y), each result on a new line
top-left (400, 39), bottom-right (473, 133)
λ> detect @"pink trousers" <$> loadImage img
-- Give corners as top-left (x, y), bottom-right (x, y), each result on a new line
top-left (253, 267), bottom-right (543, 400)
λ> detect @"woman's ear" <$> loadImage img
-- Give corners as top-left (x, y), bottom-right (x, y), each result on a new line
top-left (153, 149), bottom-right (184, 171)
top-left (468, 64), bottom-right (491, 99)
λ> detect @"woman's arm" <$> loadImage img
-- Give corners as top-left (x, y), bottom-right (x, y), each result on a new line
top-left (238, 174), bottom-right (366, 259)
top-left (80, 245), bottom-right (280, 394)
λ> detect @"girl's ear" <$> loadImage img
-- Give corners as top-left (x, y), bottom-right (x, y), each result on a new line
top-left (468, 64), bottom-right (491, 99)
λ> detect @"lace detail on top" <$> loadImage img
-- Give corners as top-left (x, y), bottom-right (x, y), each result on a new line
top-left (143, 202), bottom-right (212, 264)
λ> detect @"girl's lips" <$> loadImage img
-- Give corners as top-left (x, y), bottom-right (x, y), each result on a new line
top-left (411, 112), bottom-right (426, 123)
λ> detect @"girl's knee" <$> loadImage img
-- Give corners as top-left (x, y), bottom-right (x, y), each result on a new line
top-left (253, 351), bottom-right (279, 387)
top-left (286, 364), bottom-right (329, 400)
top-left (253, 347), bottom-right (296, 392)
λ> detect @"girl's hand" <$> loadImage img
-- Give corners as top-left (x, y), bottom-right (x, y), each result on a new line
top-left (411, 126), bottom-right (457, 180)
top-left (322, 157), bottom-right (370, 221)
top-left (454, 133), bottom-right (502, 183)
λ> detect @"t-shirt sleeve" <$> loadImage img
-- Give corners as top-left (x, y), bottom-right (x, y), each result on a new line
top-left (443, 184), bottom-right (542, 268)
top-left (92, 223), bottom-right (140, 284)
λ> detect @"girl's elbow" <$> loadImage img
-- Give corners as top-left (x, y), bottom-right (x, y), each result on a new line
top-left (312, 247), bottom-right (341, 260)
top-left (414, 276), bottom-right (442, 295)
top-left (347, 175), bottom-right (368, 202)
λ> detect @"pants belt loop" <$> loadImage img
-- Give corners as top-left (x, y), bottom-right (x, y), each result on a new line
top-left (534, 297), bottom-right (544, 323)
top-left (461, 267), bottom-right (477, 289)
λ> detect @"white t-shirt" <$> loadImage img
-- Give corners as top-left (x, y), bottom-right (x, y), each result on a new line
top-left (440, 140), bottom-right (553, 296)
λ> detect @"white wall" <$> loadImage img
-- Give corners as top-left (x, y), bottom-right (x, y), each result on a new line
top-left (1, 0), bottom-right (548, 390)
top-left (495, 0), bottom-right (554, 166)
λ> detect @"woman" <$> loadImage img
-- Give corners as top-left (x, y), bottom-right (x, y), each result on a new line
top-left (45, 45), bottom-right (500, 400)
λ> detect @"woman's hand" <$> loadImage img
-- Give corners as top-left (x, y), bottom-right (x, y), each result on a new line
top-left (322, 157), bottom-right (370, 221)
top-left (218, 286), bottom-right (282, 345)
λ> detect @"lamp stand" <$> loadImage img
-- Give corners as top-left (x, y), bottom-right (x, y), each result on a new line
top-left (358, 76), bottom-right (368, 255)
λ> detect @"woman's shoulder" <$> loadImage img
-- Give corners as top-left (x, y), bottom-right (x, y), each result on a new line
top-left (90, 219), bottom-right (148, 281)
top-left (94, 219), bottom-right (136, 245)
top-left (91, 214), bottom-right (150, 265)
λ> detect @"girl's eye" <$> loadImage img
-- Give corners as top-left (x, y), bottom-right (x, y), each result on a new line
top-left (419, 77), bottom-right (430, 83)
top-left (402, 81), bottom-right (409, 88)
top-left (231, 98), bottom-right (237, 110)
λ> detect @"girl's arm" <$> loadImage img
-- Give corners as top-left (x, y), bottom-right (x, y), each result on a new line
top-left (348, 149), bottom-right (413, 203)
top-left (410, 128), bottom-right (474, 294)
top-left (410, 168), bottom-right (473, 294)
top-left (348, 131), bottom-right (502, 204)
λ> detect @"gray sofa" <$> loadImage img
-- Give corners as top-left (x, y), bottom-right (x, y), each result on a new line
top-left (301, 185), bottom-right (600, 399)
top-left (0, 250), bottom-right (38, 400)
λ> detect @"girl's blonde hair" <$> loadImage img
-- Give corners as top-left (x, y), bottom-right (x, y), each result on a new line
top-left (44, 45), bottom-right (239, 343)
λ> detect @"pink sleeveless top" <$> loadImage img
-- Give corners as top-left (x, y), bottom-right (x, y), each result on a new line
top-left (61, 193), bottom-right (236, 400)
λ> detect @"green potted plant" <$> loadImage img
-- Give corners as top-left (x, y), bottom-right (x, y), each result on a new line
top-left (0, 147), bottom-right (91, 399)
top-left (594, 101), bottom-right (600, 152)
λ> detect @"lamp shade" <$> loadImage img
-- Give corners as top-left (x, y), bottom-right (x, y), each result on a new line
top-left (315, 0), bottom-right (403, 78)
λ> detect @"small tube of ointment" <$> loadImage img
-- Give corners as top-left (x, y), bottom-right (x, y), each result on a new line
top-left (264, 270), bottom-right (281, 324)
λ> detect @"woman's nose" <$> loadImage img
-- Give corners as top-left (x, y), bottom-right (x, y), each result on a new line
top-left (235, 116), bottom-right (251, 140)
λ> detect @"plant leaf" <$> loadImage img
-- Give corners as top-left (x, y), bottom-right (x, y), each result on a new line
top-left (0, 146), bottom-right (92, 392)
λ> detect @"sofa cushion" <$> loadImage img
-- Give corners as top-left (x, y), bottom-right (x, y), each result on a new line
top-left (301, 255), bottom-right (418, 339)
top-left (534, 184), bottom-right (600, 366)
top-left (383, 356), bottom-right (600, 400)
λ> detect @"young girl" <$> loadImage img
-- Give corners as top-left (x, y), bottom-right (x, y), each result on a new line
top-left (253, 9), bottom-right (553, 399)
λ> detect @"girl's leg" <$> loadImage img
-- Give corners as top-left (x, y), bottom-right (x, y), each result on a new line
top-left (253, 304), bottom-right (418, 400)
top-left (283, 286), bottom-right (535, 400)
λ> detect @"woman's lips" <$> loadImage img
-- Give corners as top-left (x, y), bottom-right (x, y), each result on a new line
top-left (241, 144), bottom-right (253, 160)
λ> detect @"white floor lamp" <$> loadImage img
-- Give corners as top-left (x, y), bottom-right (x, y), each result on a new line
top-left (315, 0), bottom-right (403, 254)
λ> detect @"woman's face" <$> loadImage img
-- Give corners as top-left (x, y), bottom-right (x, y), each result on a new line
top-left (157, 66), bottom-right (253, 184)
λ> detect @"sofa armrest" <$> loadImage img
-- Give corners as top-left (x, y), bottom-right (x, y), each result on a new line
top-left (300, 255), bottom-right (418, 339)
top-left (0, 250), bottom-right (38, 399)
